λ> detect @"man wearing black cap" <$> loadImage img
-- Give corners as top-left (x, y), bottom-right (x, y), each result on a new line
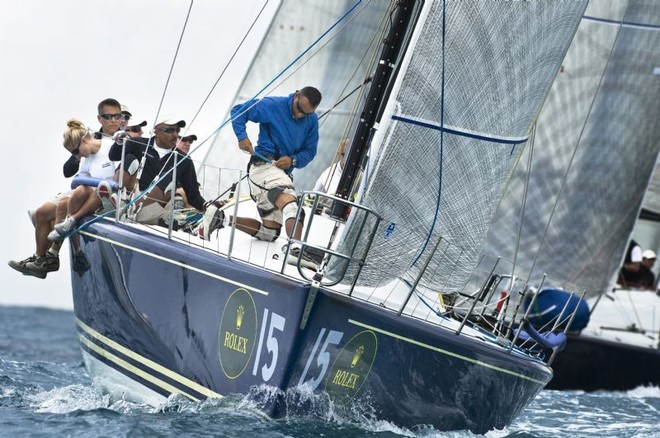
top-left (176, 134), bottom-right (197, 155)
top-left (110, 116), bottom-right (207, 211)
top-left (126, 119), bottom-right (147, 138)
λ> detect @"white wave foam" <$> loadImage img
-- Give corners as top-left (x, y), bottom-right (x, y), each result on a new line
top-left (625, 385), bottom-right (660, 398)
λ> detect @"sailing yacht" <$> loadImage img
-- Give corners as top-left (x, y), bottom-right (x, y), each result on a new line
top-left (65, 0), bottom-right (588, 433)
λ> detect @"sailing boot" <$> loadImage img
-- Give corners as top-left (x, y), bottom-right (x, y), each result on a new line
top-left (72, 250), bottom-right (91, 276)
top-left (8, 255), bottom-right (38, 276)
top-left (23, 252), bottom-right (60, 279)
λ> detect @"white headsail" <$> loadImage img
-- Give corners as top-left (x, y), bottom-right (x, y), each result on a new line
top-left (482, 1), bottom-right (660, 297)
top-left (329, 1), bottom-right (588, 294)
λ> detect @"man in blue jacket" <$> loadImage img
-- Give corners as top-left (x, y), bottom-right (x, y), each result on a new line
top-left (230, 87), bottom-right (322, 268)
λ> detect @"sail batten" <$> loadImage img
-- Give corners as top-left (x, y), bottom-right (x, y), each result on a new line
top-left (391, 115), bottom-right (530, 144)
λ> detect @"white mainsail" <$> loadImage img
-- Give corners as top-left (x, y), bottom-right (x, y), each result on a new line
top-left (330, 0), bottom-right (588, 293)
top-left (482, 0), bottom-right (660, 297)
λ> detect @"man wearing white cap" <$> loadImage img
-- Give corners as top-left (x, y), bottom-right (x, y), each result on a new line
top-left (109, 116), bottom-right (209, 212)
top-left (639, 249), bottom-right (657, 289)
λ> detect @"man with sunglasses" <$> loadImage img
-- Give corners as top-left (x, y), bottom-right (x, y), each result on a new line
top-left (229, 86), bottom-right (322, 269)
top-left (109, 116), bottom-right (208, 215)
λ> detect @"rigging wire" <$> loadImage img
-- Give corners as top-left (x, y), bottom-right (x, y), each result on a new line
top-left (151, 0), bottom-right (195, 133)
top-left (134, 0), bottom-right (194, 186)
top-left (185, 0), bottom-right (270, 132)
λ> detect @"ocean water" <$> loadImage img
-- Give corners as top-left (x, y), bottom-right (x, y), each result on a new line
top-left (0, 306), bottom-right (658, 438)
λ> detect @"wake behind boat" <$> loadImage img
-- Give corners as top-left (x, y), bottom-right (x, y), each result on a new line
top-left (66, 0), bottom-right (589, 433)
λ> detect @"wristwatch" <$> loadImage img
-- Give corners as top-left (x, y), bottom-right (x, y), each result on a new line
top-left (291, 156), bottom-right (297, 167)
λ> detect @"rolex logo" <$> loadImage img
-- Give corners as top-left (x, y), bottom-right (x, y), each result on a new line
top-left (236, 305), bottom-right (245, 330)
top-left (351, 345), bottom-right (365, 368)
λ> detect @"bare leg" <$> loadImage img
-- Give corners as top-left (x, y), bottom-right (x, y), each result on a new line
top-left (70, 194), bottom-right (102, 221)
top-left (142, 186), bottom-right (168, 207)
top-left (35, 202), bottom-right (57, 256)
top-left (66, 186), bottom-right (93, 216)
top-left (233, 217), bottom-right (262, 236)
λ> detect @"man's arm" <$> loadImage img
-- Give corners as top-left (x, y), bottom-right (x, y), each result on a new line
top-left (292, 118), bottom-right (320, 169)
top-left (179, 160), bottom-right (206, 210)
top-left (109, 137), bottom-right (146, 161)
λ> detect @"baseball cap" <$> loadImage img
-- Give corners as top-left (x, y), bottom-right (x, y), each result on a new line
top-left (643, 249), bottom-right (656, 260)
top-left (155, 115), bottom-right (186, 128)
top-left (127, 119), bottom-right (147, 128)
top-left (181, 134), bottom-right (197, 142)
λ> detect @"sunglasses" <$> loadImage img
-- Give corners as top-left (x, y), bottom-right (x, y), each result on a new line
top-left (159, 127), bottom-right (181, 134)
top-left (296, 95), bottom-right (313, 116)
top-left (99, 113), bottom-right (124, 121)
top-left (126, 126), bottom-right (143, 133)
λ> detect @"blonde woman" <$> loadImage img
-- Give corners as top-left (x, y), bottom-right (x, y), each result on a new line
top-left (48, 119), bottom-right (118, 242)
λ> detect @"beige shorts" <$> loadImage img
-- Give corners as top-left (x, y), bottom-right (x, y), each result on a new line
top-left (248, 163), bottom-right (296, 224)
top-left (47, 190), bottom-right (73, 206)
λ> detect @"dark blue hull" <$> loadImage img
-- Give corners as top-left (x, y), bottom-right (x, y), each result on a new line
top-left (547, 333), bottom-right (660, 391)
top-left (71, 218), bottom-right (552, 434)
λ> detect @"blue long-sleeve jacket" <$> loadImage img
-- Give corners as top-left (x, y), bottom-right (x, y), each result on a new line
top-left (231, 93), bottom-right (319, 171)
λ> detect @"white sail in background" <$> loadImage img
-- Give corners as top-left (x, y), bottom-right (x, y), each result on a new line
top-left (331, 1), bottom-right (588, 293)
top-left (202, 0), bottom-right (391, 190)
top-left (481, 0), bottom-right (660, 297)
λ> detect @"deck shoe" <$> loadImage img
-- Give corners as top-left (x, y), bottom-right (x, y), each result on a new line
top-left (72, 250), bottom-right (91, 276)
top-left (198, 205), bottom-right (225, 241)
top-left (54, 216), bottom-right (76, 236)
top-left (286, 247), bottom-right (320, 271)
top-left (95, 180), bottom-right (112, 201)
top-left (8, 255), bottom-right (38, 275)
top-left (48, 216), bottom-right (76, 242)
top-left (23, 253), bottom-right (60, 279)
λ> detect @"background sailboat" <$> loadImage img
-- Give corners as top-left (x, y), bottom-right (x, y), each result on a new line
top-left (478, 0), bottom-right (660, 391)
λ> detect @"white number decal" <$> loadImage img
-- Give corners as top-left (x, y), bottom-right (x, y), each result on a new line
top-left (253, 308), bottom-right (286, 382)
top-left (298, 328), bottom-right (343, 389)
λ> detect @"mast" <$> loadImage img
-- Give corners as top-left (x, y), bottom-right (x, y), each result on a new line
top-left (331, 0), bottom-right (419, 218)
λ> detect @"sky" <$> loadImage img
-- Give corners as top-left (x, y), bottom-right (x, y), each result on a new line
top-left (0, 1), bottom-right (278, 309)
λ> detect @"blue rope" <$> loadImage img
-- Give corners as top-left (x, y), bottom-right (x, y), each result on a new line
top-left (411, 0), bottom-right (446, 267)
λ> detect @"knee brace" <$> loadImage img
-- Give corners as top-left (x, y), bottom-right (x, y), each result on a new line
top-left (282, 200), bottom-right (305, 224)
top-left (254, 223), bottom-right (281, 242)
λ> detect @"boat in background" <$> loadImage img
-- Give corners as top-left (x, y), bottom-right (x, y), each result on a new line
top-left (475, 1), bottom-right (660, 391)
top-left (67, 0), bottom-right (588, 433)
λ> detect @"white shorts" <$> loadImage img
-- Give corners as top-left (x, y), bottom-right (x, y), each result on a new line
top-left (248, 163), bottom-right (296, 225)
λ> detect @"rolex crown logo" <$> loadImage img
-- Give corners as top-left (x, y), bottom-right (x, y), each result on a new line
top-left (351, 345), bottom-right (365, 368)
top-left (236, 305), bottom-right (245, 330)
